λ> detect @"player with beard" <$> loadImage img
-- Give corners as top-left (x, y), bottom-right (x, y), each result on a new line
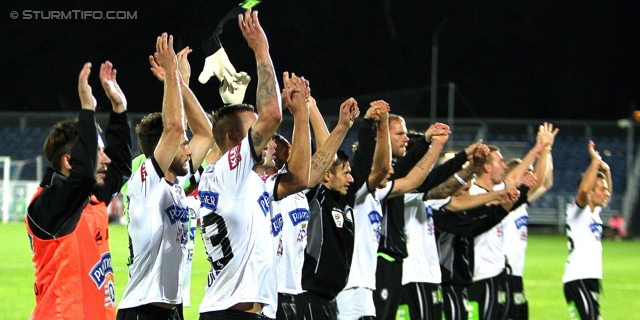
top-left (117, 32), bottom-right (213, 320)
top-left (26, 61), bottom-right (131, 319)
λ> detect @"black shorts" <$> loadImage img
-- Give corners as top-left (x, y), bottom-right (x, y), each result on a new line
top-left (373, 256), bottom-right (403, 320)
top-left (277, 293), bottom-right (297, 320)
top-left (442, 284), bottom-right (468, 320)
top-left (398, 282), bottom-right (442, 320)
top-left (505, 275), bottom-right (528, 320)
top-left (468, 270), bottom-right (508, 320)
top-left (117, 304), bottom-right (181, 320)
top-left (295, 291), bottom-right (338, 320)
top-left (200, 309), bottom-right (270, 320)
top-left (563, 279), bottom-right (601, 320)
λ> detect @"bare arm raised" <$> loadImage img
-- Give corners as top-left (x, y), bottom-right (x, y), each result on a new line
top-left (576, 141), bottom-right (601, 207)
top-left (99, 61), bottom-right (126, 113)
top-left (308, 98), bottom-right (360, 187)
top-left (178, 48), bottom-right (213, 170)
top-left (277, 74), bottom-right (311, 198)
top-left (388, 134), bottom-right (447, 198)
top-left (528, 122), bottom-right (558, 202)
top-left (239, 9), bottom-right (282, 156)
top-left (367, 101), bottom-right (392, 191)
top-left (152, 33), bottom-right (185, 175)
top-left (425, 141), bottom-right (488, 199)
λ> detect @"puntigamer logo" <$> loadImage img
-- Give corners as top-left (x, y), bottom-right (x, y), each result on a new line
top-left (90, 252), bottom-right (113, 289)
top-left (288, 208), bottom-right (310, 226)
top-left (165, 205), bottom-right (189, 225)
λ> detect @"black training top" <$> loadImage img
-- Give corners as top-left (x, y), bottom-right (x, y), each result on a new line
top-left (302, 184), bottom-right (355, 300)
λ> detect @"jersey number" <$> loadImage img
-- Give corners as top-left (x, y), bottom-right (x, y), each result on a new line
top-left (202, 212), bottom-right (234, 286)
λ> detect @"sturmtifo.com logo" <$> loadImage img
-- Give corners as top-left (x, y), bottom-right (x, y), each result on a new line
top-left (10, 10), bottom-right (137, 20)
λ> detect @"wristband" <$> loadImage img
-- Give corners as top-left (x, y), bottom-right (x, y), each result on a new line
top-left (454, 173), bottom-right (467, 186)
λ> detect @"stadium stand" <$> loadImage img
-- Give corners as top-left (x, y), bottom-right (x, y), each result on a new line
top-left (0, 112), bottom-right (636, 230)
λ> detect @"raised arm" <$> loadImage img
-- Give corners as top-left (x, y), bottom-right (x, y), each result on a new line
top-left (367, 101), bottom-right (392, 191)
top-left (308, 98), bottom-right (360, 187)
top-left (152, 33), bottom-right (185, 174)
top-left (425, 142), bottom-right (489, 199)
top-left (599, 159), bottom-right (612, 197)
top-left (239, 9), bottom-right (282, 155)
top-left (504, 125), bottom-right (554, 187)
top-left (309, 97), bottom-right (330, 149)
top-left (388, 133), bottom-right (447, 198)
top-left (528, 123), bottom-right (558, 202)
top-left (276, 74), bottom-right (311, 198)
top-left (288, 73), bottom-right (330, 150)
top-left (177, 48), bottom-right (213, 170)
top-left (576, 140), bottom-right (601, 207)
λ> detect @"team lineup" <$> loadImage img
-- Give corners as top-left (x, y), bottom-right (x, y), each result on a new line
top-left (25, 7), bottom-right (611, 320)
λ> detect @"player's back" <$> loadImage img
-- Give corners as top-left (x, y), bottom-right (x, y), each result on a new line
top-left (198, 137), bottom-right (277, 315)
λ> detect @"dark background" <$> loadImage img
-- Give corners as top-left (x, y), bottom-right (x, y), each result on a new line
top-left (1, 0), bottom-right (638, 120)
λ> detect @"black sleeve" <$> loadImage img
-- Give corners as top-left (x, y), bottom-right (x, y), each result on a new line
top-left (347, 119), bottom-right (377, 206)
top-left (433, 204), bottom-right (509, 237)
top-left (94, 111), bottom-right (132, 205)
top-left (27, 110), bottom-right (99, 239)
top-left (392, 137), bottom-right (430, 179)
top-left (509, 185), bottom-right (531, 211)
top-left (416, 150), bottom-right (467, 193)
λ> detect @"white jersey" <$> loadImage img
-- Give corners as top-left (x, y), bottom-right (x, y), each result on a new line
top-left (120, 157), bottom-right (190, 308)
top-left (562, 200), bottom-right (603, 283)
top-left (272, 190), bottom-right (310, 295)
top-left (198, 134), bottom-right (278, 316)
top-left (345, 182), bottom-right (392, 290)
top-left (402, 194), bottom-right (449, 285)
top-left (471, 182), bottom-right (507, 281)
top-left (502, 204), bottom-right (529, 276)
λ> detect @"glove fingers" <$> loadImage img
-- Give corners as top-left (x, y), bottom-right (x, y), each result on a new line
top-left (220, 80), bottom-right (249, 105)
top-left (198, 55), bottom-right (218, 84)
top-left (234, 72), bottom-right (251, 85)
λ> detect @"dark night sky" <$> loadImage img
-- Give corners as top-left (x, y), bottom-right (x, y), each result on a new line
top-left (1, 0), bottom-right (638, 120)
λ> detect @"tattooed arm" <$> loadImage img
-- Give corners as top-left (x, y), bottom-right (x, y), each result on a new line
top-left (387, 135), bottom-right (446, 199)
top-left (425, 142), bottom-right (489, 199)
top-left (239, 9), bottom-right (282, 154)
top-left (308, 98), bottom-right (359, 188)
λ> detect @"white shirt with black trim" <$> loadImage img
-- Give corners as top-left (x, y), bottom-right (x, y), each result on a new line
top-left (402, 195), bottom-right (450, 285)
top-left (198, 133), bottom-right (277, 316)
top-left (562, 200), bottom-right (603, 283)
top-left (119, 157), bottom-right (190, 308)
top-left (502, 203), bottom-right (529, 276)
top-left (471, 182), bottom-right (507, 282)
